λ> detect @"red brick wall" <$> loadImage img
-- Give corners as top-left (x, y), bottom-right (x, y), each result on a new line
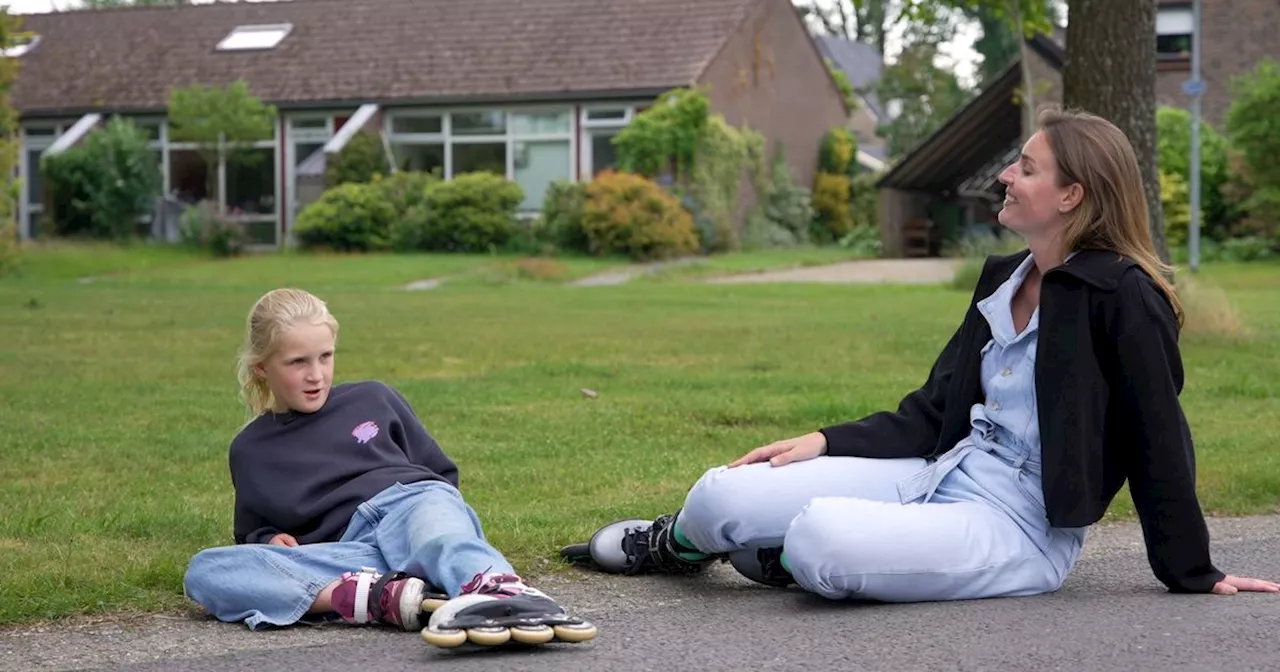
top-left (696, 0), bottom-right (848, 190)
top-left (1155, 0), bottom-right (1280, 129)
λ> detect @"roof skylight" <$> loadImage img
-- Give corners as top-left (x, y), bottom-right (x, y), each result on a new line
top-left (4, 35), bottom-right (40, 58)
top-left (216, 24), bottom-right (292, 52)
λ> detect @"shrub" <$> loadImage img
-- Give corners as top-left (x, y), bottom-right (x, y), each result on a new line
top-left (1225, 58), bottom-right (1280, 240)
top-left (376, 170), bottom-right (437, 217)
top-left (1156, 106), bottom-right (1230, 236)
top-left (810, 172), bottom-right (853, 243)
top-left (293, 182), bottom-right (397, 251)
top-left (539, 180), bottom-right (589, 253)
top-left (40, 116), bottom-right (162, 240)
top-left (850, 170), bottom-right (881, 231)
top-left (818, 127), bottom-right (856, 176)
top-left (743, 146), bottom-right (812, 249)
top-left (1159, 170), bottom-right (1200, 249)
top-left (392, 172), bottom-right (523, 253)
top-left (0, 220), bottom-right (21, 277)
top-left (324, 129), bottom-right (391, 187)
top-left (178, 200), bottom-right (247, 257)
top-left (580, 170), bottom-right (699, 260)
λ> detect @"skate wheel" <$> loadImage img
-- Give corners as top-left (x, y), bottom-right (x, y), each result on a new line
top-left (552, 621), bottom-right (598, 643)
top-left (466, 626), bottom-right (511, 646)
top-left (510, 624), bottom-right (555, 645)
top-left (421, 596), bottom-right (447, 613)
top-left (421, 627), bottom-right (467, 648)
top-left (558, 542), bottom-right (591, 563)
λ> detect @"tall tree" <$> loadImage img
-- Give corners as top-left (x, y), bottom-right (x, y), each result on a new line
top-left (797, 1), bottom-right (894, 57)
top-left (1062, 0), bottom-right (1167, 263)
top-left (874, 40), bottom-right (971, 158)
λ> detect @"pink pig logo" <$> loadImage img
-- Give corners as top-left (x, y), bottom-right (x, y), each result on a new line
top-left (352, 421), bottom-right (379, 444)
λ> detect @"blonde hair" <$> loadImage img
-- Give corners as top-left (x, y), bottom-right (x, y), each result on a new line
top-left (1037, 107), bottom-right (1184, 329)
top-left (236, 288), bottom-right (340, 419)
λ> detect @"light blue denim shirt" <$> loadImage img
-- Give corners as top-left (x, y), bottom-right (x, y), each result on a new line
top-left (970, 251), bottom-right (1041, 457)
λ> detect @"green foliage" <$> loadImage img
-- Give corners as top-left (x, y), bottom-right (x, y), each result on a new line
top-left (293, 182), bottom-right (397, 252)
top-left (1225, 58), bottom-right (1280, 242)
top-left (1156, 106), bottom-right (1230, 236)
top-left (1159, 170), bottom-right (1200, 249)
top-left (392, 172), bottom-right (523, 253)
top-left (167, 80), bottom-right (276, 196)
top-left (810, 172), bottom-right (853, 243)
top-left (743, 143), bottom-right (813, 249)
top-left (177, 201), bottom-right (246, 257)
top-left (374, 170), bottom-right (437, 217)
top-left (580, 170), bottom-right (699, 261)
top-left (0, 11), bottom-right (25, 274)
top-left (838, 224), bottom-right (882, 257)
top-left (825, 59), bottom-right (858, 112)
top-left (850, 170), bottom-right (881, 231)
top-left (325, 129), bottom-right (392, 188)
top-left (818, 126), bottom-right (856, 177)
top-left (874, 40), bottom-right (971, 159)
top-left (539, 180), bottom-right (589, 253)
top-left (39, 117), bottom-right (162, 240)
top-left (613, 88), bottom-right (710, 179)
top-left (613, 88), bottom-right (765, 252)
top-left (689, 116), bottom-right (766, 252)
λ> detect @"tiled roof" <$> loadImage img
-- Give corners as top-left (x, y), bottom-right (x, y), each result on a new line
top-left (11, 0), bottom-right (761, 115)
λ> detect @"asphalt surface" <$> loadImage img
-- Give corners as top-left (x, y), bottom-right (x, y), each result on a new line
top-left (4, 515), bottom-right (1279, 672)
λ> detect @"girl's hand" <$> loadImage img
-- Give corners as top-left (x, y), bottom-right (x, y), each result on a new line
top-left (728, 432), bottom-right (827, 468)
top-left (1211, 575), bottom-right (1280, 595)
top-left (269, 533), bottom-right (299, 547)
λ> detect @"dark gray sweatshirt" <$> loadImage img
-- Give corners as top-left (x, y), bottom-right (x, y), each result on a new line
top-left (228, 380), bottom-right (459, 545)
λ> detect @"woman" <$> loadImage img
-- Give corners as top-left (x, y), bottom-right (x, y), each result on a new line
top-left (561, 108), bottom-right (1278, 601)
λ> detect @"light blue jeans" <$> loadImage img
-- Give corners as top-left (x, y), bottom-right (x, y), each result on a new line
top-left (676, 448), bottom-right (1086, 603)
top-left (183, 480), bottom-right (514, 630)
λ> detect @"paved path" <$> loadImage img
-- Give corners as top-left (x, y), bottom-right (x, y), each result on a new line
top-left (4, 515), bottom-right (1278, 672)
top-left (704, 258), bottom-right (960, 285)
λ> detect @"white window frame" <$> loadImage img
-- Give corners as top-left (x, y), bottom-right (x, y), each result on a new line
top-left (285, 111), bottom-right (340, 241)
top-left (577, 102), bottom-right (648, 180)
top-left (384, 105), bottom-right (577, 211)
top-left (216, 23), bottom-right (293, 52)
top-left (18, 121), bottom-right (72, 240)
top-left (165, 121), bottom-right (280, 248)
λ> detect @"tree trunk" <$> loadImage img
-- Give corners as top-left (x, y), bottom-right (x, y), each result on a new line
top-left (1062, 0), bottom-right (1167, 264)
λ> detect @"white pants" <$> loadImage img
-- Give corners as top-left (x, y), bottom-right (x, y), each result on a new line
top-left (675, 454), bottom-right (1085, 603)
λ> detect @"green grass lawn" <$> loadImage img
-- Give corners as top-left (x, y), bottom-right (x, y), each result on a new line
top-left (1, 244), bottom-right (1277, 625)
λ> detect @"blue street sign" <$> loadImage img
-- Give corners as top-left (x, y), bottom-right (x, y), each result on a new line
top-left (1182, 79), bottom-right (1206, 97)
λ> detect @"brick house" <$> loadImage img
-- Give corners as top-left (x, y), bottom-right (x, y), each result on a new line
top-left (7, 0), bottom-right (848, 248)
top-left (874, 1), bottom-right (1280, 258)
top-left (813, 35), bottom-right (890, 171)
top-left (1153, 0), bottom-right (1280, 127)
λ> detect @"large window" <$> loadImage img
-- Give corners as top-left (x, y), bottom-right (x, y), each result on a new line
top-left (579, 105), bottom-right (645, 179)
top-left (385, 107), bottom-right (572, 211)
top-left (1156, 5), bottom-right (1192, 61)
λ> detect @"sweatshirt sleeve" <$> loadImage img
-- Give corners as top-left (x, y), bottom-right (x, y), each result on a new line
top-left (818, 317), bottom-right (965, 460)
top-left (383, 384), bottom-right (460, 487)
top-left (1113, 272), bottom-right (1224, 593)
top-left (233, 493), bottom-right (283, 545)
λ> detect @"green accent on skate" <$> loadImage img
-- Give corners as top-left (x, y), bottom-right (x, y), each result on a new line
top-left (671, 522), bottom-right (711, 561)
top-left (779, 551), bottom-right (792, 573)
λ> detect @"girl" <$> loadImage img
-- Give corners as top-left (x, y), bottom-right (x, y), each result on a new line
top-left (183, 288), bottom-right (596, 649)
top-left (562, 108), bottom-right (1280, 601)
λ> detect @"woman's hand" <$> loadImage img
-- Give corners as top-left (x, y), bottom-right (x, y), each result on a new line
top-left (1211, 575), bottom-right (1280, 595)
top-left (728, 432), bottom-right (827, 468)
top-left (269, 533), bottom-right (299, 547)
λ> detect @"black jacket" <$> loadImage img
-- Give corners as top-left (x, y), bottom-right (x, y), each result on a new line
top-left (819, 248), bottom-right (1225, 593)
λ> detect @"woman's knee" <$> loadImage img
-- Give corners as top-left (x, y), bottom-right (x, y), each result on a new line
top-left (183, 545), bottom-right (255, 599)
top-left (678, 465), bottom-right (761, 536)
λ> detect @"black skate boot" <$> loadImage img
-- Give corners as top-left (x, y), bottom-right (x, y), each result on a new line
top-left (420, 572), bottom-right (597, 650)
top-left (728, 547), bottom-right (796, 588)
top-left (558, 510), bottom-right (718, 575)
